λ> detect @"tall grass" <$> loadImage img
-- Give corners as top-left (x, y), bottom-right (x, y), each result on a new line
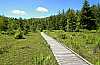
top-left (48, 30), bottom-right (100, 65)
top-left (0, 32), bottom-right (58, 65)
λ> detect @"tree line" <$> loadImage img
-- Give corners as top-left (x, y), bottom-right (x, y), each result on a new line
top-left (34, 0), bottom-right (100, 32)
top-left (0, 0), bottom-right (100, 38)
top-left (29, 0), bottom-right (100, 32)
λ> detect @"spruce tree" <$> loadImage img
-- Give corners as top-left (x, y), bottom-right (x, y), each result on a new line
top-left (81, 0), bottom-right (96, 30)
top-left (66, 9), bottom-right (77, 32)
top-left (81, 0), bottom-right (90, 29)
top-left (96, 3), bottom-right (100, 28)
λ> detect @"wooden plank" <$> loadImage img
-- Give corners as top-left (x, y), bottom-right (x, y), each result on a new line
top-left (41, 32), bottom-right (93, 65)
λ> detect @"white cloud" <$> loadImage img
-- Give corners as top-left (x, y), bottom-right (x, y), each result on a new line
top-left (12, 10), bottom-right (26, 16)
top-left (33, 16), bottom-right (47, 18)
top-left (36, 7), bottom-right (48, 13)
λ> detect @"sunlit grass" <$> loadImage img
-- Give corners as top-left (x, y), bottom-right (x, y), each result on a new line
top-left (0, 32), bottom-right (58, 65)
top-left (48, 30), bottom-right (100, 65)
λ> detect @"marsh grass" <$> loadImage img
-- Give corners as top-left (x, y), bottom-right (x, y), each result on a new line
top-left (48, 30), bottom-right (100, 65)
top-left (0, 32), bottom-right (58, 65)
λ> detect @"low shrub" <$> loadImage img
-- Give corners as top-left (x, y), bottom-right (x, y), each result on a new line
top-left (60, 33), bottom-right (66, 39)
top-left (14, 30), bottom-right (25, 39)
top-left (79, 29), bottom-right (90, 32)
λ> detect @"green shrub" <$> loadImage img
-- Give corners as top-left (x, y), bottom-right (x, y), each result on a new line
top-left (97, 27), bottom-right (100, 32)
top-left (1, 31), bottom-right (7, 34)
top-left (79, 29), bottom-right (90, 32)
top-left (90, 30), bottom-right (97, 33)
top-left (14, 30), bottom-right (25, 39)
top-left (6, 30), bottom-right (16, 35)
top-left (23, 30), bottom-right (28, 35)
top-left (93, 42), bottom-right (100, 53)
top-left (60, 33), bottom-right (66, 39)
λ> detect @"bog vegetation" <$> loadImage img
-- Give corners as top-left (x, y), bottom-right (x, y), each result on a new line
top-left (0, 0), bottom-right (100, 65)
top-left (0, 32), bottom-right (58, 65)
top-left (0, 0), bottom-right (100, 34)
top-left (47, 30), bottom-right (100, 65)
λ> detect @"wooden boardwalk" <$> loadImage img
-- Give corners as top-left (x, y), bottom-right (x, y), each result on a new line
top-left (41, 32), bottom-right (93, 65)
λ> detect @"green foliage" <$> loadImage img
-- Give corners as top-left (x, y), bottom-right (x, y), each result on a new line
top-left (81, 0), bottom-right (97, 30)
top-left (66, 9), bottom-right (77, 32)
top-left (0, 16), bottom-right (4, 30)
top-left (0, 1), bottom-right (99, 65)
top-left (0, 0), bottom-right (100, 32)
top-left (0, 33), bottom-right (58, 65)
top-left (96, 3), bottom-right (100, 28)
top-left (48, 30), bottom-right (100, 65)
top-left (79, 29), bottom-right (90, 32)
top-left (0, 43), bottom-right (11, 54)
top-left (14, 29), bottom-right (25, 39)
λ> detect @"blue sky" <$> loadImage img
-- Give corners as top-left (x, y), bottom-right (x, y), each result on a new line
top-left (0, 0), bottom-right (99, 18)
